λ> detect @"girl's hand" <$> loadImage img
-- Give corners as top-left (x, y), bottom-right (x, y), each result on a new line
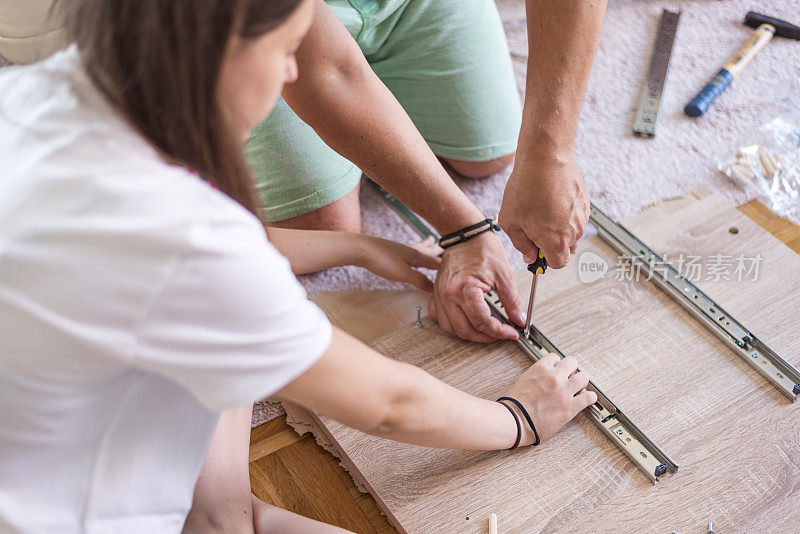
top-left (504, 354), bottom-right (597, 445)
top-left (355, 236), bottom-right (442, 292)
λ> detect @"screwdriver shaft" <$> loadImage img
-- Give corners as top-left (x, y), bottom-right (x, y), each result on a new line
top-left (523, 274), bottom-right (538, 338)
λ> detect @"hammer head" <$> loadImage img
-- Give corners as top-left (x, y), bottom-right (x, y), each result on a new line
top-left (745, 11), bottom-right (800, 40)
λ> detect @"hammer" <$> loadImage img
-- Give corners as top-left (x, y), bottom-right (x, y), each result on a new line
top-left (684, 11), bottom-right (800, 117)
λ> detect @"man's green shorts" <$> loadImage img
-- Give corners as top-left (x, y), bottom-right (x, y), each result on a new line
top-left (245, 0), bottom-right (522, 222)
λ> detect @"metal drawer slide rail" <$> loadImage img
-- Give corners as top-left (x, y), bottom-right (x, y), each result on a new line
top-left (484, 290), bottom-right (677, 483)
top-left (368, 180), bottom-right (677, 483)
top-left (590, 204), bottom-right (800, 401)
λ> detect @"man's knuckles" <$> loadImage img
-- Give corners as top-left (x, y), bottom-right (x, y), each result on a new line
top-left (471, 318), bottom-right (489, 332)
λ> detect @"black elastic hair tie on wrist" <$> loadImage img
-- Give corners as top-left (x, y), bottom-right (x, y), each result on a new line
top-left (496, 400), bottom-right (521, 450)
top-left (497, 396), bottom-right (540, 446)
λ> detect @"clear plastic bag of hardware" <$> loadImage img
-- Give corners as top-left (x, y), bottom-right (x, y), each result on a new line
top-left (718, 105), bottom-right (800, 225)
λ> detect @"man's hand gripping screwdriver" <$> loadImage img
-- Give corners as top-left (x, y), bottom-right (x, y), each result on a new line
top-left (523, 249), bottom-right (547, 339)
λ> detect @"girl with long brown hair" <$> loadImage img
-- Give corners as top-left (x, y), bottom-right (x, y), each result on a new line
top-left (0, 1), bottom-right (596, 532)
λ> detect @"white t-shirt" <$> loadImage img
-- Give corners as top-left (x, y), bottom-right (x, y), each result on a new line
top-left (0, 46), bottom-right (332, 533)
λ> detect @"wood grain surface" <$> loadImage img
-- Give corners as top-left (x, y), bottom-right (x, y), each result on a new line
top-left (300, 193), bottom-right (800, 534)
top-left (248, 197), bottom-right (800, 533)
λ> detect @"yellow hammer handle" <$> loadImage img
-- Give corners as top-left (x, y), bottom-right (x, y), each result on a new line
top-left (723, 23), bottom-right (775, 77)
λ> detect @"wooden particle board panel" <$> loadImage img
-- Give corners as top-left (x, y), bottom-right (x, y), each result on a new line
top-left (300, 192), bottom-right (800, 534)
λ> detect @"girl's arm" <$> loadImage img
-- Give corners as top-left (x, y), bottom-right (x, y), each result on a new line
top-left (265, 227), bottom-right (362, 274)
top-left (266, 227), bottom-right (441, 291)
top-left (276, 327), bottom-right (597, 449)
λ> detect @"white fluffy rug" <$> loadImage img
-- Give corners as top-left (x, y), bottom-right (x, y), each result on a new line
top-left (299, 0), bottom-right (800, 293)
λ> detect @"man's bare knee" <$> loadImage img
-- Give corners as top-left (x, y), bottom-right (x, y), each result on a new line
top-left (270, 185), bottom-right (361, 233)
top-left (272, 211), bottom-right (360, 232)
top-left (442, 153), bottom-right (515, 179)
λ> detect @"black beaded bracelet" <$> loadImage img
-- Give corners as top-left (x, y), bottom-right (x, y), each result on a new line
top-left (438, 217), bottom-right (500, 249)
top-left (496, 400), bottom-right (521, 450)
top-left (497, 396), bottom-right (540, 446)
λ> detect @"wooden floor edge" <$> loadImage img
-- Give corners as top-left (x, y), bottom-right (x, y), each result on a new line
top-left (308, 411), bottom-right (407, 534)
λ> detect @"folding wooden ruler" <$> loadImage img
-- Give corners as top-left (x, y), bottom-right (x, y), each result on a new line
top-left (368, 181), bottom-right (678, 483)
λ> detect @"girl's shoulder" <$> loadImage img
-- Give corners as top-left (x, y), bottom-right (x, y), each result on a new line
top-left (0, 45), bottom-right (265, 267)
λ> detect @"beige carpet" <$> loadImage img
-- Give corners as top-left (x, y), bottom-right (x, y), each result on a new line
top-left (298, 0), bottom-right (800, 295)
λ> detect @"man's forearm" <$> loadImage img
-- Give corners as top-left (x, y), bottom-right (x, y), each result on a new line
top-left (520, 0), bottom-right (607, 160)
top-left (282, 0), bottom-right (485, 234)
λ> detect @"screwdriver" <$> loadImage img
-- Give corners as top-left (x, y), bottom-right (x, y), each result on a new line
top-left (523, 249), bottom-right (547, 338)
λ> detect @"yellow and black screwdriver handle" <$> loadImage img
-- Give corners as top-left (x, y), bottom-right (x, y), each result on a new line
top-left (527, 249), bottom-right (547, 275)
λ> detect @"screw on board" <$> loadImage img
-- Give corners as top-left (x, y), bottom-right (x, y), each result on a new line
top-left (415, 306), bottom-right (422, 328)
